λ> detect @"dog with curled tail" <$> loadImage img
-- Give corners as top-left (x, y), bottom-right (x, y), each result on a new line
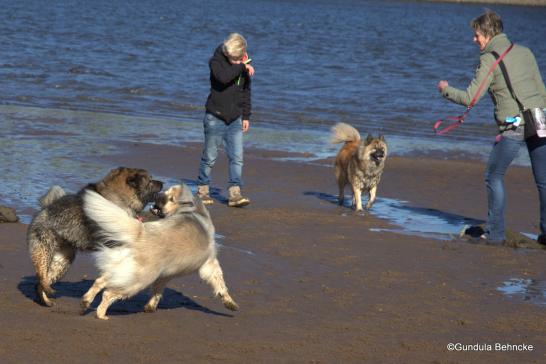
top-left (331, 122), bottom-right (388, 211)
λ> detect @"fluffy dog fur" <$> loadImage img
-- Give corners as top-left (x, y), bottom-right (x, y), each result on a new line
top-left (27, 167), bottom-right (163, 307)
top-left (80, 184), bottom-right (238, 320)
top-left (331, 122), bottom-right (388, 211)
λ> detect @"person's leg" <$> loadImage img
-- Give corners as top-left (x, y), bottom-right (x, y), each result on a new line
top-left (224, 118), bottom-right (244, 187)
top-left (224, 118), bottom-right (249, 207)
top-left (197, 113), bottom-right (225, 201)
top-left (526, 136), bottom-right (546, 243)
top-left (484, 137), bottom-right (523, 242)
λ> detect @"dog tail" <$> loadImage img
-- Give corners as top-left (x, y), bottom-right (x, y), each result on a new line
top-left (83, 190), bottom-right (142, 246)
top-left (330, 122), bottom-right (361, 144)
top-left (39, 186), bottom-right (66, 208)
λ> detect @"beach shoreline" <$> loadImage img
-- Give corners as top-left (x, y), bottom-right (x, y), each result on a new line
top-left (1, 141), bottom-right (545, 363)
top-left (419, 0), bottom-right (546, 6)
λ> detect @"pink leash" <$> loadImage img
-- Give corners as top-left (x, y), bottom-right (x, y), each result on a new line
top-left (434, 44), bottom-right (514, 135)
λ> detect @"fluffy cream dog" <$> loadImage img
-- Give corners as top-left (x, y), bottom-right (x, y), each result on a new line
top-left (80, 184), bottom-right (238, 320)
top-left (27, 167), bottom-right (163, 307)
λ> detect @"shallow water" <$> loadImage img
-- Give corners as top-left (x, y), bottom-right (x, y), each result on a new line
top-left (497, 278), bottom-right (546, 306)
top-left (307, 191), bottom-right (487, 240)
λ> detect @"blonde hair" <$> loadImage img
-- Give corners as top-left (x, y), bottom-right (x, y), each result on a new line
top-left (471, 10), bottom-right (503, 38)
top-left (222, 33), bottom-right (247, 60)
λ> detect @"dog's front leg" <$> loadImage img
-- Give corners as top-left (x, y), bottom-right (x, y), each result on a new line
top-left (353, 186), bottom-right (363, 211)
top-left (365, 186), bottom-right (377, 210)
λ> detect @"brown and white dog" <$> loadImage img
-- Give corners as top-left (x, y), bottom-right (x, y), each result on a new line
top-left (80, 184), bottom-right (238, 320)
top-left (331, 122), bottom-right (388, 211)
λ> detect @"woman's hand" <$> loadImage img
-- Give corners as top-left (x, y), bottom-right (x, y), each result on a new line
top-left (242, 119), bottom-right (250, 133)
top-left (245, 63), bottom-right (254, 76)
top-left (437, 80), bottom-right (449, 92)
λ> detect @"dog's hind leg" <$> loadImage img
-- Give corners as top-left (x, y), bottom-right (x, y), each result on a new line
top-left (335, 167), bottom-right (345, 206)
top-left (199, 258), bottom-right (239, 311)
top-left (337, 180), bottom-right (345, 206)
top-left (48, 245), bottom-right (76, 286)
top-left (80, 275), bottom-right (108, 315)
top-left (29, 229), bottom-right (59, 306)
top-left (365, 186), bottom-right (377, 210)
top-left (144, 277), bottom-right (171, 313)
top-left (96, 289), bottom-right (123, 320)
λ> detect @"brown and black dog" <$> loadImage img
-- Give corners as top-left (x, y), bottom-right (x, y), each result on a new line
top-left (331, 123), bottom-right (388, 211)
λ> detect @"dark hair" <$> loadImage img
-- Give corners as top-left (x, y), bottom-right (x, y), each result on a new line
top-left (471, 10), bottom-right (503, 38)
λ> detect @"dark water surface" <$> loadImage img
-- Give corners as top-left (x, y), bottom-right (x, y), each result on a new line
top-left (1, 0), bottom-right (546, 220)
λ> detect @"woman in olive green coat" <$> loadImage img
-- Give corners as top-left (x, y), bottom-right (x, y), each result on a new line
top-left (437, 10), bottom-right (546, 244)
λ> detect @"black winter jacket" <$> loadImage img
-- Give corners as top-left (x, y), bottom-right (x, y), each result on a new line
top-left (205, 45), bottom-right (251, 124)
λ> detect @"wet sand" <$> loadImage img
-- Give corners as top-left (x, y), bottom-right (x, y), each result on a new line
top-left (1, 142), bottom-right (546, 363)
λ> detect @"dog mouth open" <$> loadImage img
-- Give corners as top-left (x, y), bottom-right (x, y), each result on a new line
top-left (370, 149), bottom-right (385, 164)
top-left (150, 204), bottom-right (165, 218)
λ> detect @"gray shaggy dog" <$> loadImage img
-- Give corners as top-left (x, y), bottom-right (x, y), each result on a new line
top-left (27, 167), bottom-right (163, 307)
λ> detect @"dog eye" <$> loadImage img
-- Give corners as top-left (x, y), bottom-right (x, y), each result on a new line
top-left (169, 197), bottom-right (175, 202)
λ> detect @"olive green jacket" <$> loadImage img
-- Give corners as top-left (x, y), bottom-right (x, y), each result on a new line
top-left (442, 33), bottom-right (546, 132)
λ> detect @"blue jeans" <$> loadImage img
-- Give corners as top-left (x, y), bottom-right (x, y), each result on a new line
top-left (527, 136), bottom-right (546, 238)
top-left (197, 113), bottom-right (243, 187)
top-left (485, 135), bottom-right (546, 241)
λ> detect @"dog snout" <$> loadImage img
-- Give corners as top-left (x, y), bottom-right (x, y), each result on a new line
top-left (372, 149), bottom-right (385, 160)
top-left (151, 180), bottom-right (164, 192)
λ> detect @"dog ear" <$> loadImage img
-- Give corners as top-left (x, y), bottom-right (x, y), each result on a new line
top-left (379, 134), bottom-right (385, 142)
top-left (365, 134), bottom-right (374, 145)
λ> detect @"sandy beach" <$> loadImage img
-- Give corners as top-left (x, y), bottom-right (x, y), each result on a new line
top-left (1, 141), bottom-right (545, 363)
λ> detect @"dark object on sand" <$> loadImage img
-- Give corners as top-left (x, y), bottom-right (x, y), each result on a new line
top-left (0, 205), bottom-right (18, 223)
top-left (460, 224), bottom-right (545, 249)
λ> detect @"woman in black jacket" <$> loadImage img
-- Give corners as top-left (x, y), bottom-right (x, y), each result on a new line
top-left (197, 33), bottom-right (254, 207)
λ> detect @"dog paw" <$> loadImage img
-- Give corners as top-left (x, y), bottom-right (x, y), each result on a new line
top-left (36, 285), bottom-right (55, 307)
top-left (79, 301), bottom-right (90, 315)
top-left (143, 305), bottom-right (157, 313)
top-left (223, 300), bottom-right (239, 311)
top-left (96, 314), bottom-right (109, 320)
top-left (44, 300), bottom-right (55, 307)
top-left (39, 295), bottom-right (55, 307)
